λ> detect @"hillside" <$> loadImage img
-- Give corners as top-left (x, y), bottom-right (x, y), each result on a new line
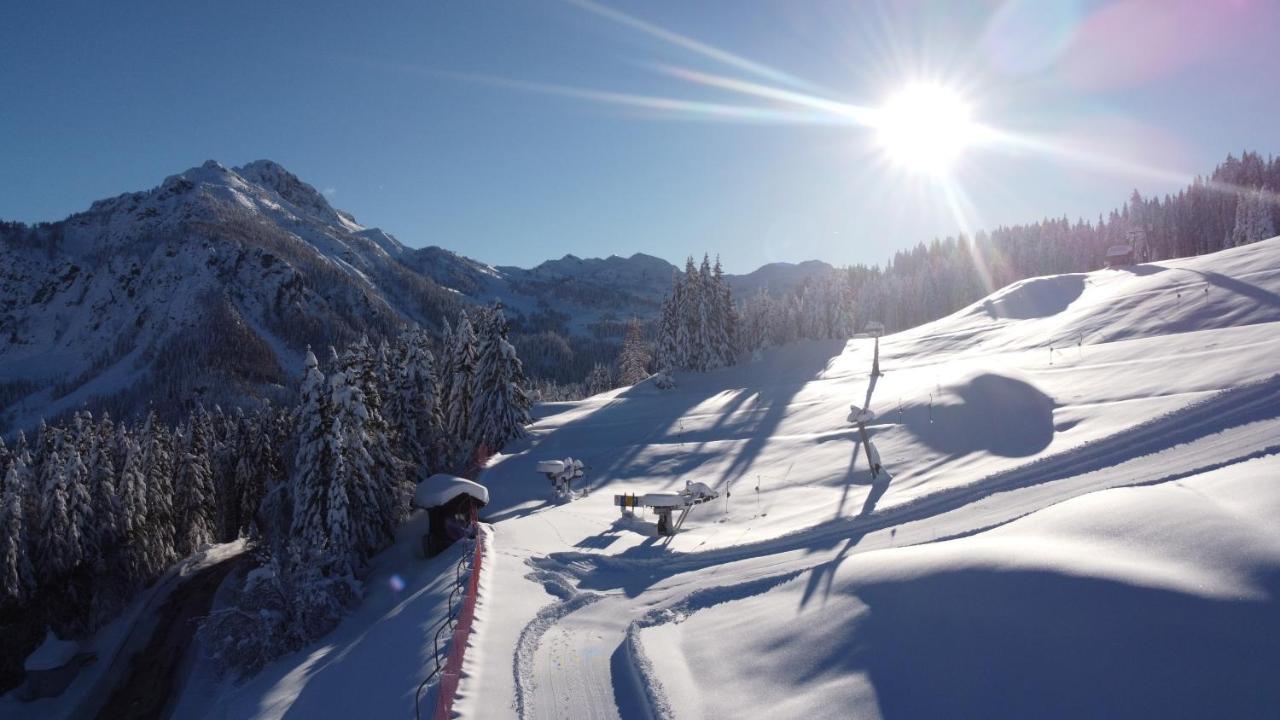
top-left (162, 236), bottom-right (1280, 718)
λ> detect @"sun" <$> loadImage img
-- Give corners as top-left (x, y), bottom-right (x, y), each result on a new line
top-left (874, 83), bottom-right (977, 175)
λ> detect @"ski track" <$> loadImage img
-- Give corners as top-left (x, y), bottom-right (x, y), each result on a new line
top-left (505, 374), bottom-right (1280, 719)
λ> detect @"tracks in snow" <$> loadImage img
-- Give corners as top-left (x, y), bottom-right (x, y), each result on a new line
top-left (509, 375), bottom-right (1280, 719)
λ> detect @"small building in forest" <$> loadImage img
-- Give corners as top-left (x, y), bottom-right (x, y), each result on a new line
top-left (414, 474), bottom-right (489, 557)
top-left (1105, 244), bottom-right (1135, 267)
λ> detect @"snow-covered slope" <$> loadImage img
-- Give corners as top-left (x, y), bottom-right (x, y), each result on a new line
top-left (456, 237), bottom-right (1280, 718)
top-left (176, 237), bottom-right (1280, 719)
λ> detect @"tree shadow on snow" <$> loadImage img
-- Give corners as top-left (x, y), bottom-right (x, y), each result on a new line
top-left (478, 339), bottom-right (849, 521)
top-left (1119, 262), bottom-right (1167, 276)
top-left (904, 373), bottom-right (1055, 459)
top-left (839, 568), bottom-right (1280, 719)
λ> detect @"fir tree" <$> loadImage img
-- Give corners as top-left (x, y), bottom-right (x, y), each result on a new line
top-left (291, 349), bottom-right (340, 555)
top-left (174, 413), bottom-right (216, 557)
top-left (471, 305), bottom-right (533, 454)
top-left (617, 318), bottom-right (651, 385)
top-left (0, 459), bottom-right (36, 606)
top-left (140, 415), bottom-right (177, 577)
top-left (446, 312), bottom-right (479, 465)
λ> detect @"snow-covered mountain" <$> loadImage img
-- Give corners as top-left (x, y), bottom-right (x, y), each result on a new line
top-left (9, 233), bottom-right (1279, 720)
top-left (1, 160), bottom-right (838, 432)
top-left (0, 159), bottom-right (473, 431)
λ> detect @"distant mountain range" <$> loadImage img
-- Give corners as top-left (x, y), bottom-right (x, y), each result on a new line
top-left (0, 160), bottom-right (835, 431)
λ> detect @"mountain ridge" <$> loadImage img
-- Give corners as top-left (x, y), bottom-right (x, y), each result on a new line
top-left (0, 159), bottom-right (837, 432)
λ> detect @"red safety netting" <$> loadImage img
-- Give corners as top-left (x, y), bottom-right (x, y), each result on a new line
top-left (434, 507), bottom-right (485, 720)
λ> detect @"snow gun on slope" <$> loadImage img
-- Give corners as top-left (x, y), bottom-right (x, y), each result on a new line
top-left (537, 457), bottom-right (585, 500)
top-left (614, 480), bottom-right (719, 536)
top-left (849, 321), bottom-right (890, 482)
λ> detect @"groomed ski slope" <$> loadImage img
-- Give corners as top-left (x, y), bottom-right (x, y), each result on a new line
top-left (460, 237), bottom-right (1280, 720)
top-left (179, 237), bottom-right (1280, 719)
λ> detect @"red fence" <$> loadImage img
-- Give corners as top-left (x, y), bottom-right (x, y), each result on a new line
top-left (433, 511), bottom-right (486, 720)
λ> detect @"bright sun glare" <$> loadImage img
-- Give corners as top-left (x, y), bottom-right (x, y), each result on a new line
top-left (874, 83), bottom-right (977, 175)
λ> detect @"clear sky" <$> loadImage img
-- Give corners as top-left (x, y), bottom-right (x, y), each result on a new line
top-left (2, 0), bottom-right (1277, 272)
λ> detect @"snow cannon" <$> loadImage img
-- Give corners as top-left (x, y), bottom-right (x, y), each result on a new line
top-left (614, 480), bottom-right (719, 536)
top-left (538, 457), bottom-right (585, 499)
top-left (848, 406), bottom-right (877, 424)
top-left (848, 404), bottom-right (887, 481)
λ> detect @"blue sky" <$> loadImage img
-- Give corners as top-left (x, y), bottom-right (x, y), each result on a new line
top-left (2, 0), bottom-right (1277, 272)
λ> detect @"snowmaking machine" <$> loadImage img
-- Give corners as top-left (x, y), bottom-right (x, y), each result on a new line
top-left (614, 480), bottom-right (719, 536)
top-left (537, 457), bottom-right (585, 500)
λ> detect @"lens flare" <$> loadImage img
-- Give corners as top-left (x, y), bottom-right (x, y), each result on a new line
top-left (873, 83), bottom-right (977, 175)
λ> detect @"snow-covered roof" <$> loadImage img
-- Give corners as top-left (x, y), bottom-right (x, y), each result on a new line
top-left (25, 630), bottom-right (79, 672)
top-left (1106, 244), bottom-right (1134, 257)
top-left (414, 474), bottom-right (489, 509)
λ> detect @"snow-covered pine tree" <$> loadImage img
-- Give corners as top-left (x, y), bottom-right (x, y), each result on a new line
top-left (174, 413), bottom-right (216, 557)
top-left (116, 427), bottom-right (150, 585)
top-left (0, 458), bottom-right (36, 607)
top-left (339, 339), bottom-right (409, 547)
top-left (324, 378), bottom-right (357, 572)
top-left (37, 437), bottom-right (77, 586)
top-left (617, 318), bottom-right (651, 385)
top-left (470, 305), bottom-right (532, 457)
top-left (1231, 188), bottom-right (1276, 247)
top-left (233, 408), bottom-right (281, 540)
top-left (140, 415), bottom-right (177, 578)
top-left (710, 256), bottom-right (737, 367)
top-left (389, 330), bottom-right (446, 471)
top-left (656, 269), bottom-right (681, 371)
top-left (291, 349), bottom-right (340, 557)
top-left (585, 363), bottom-right (614, 396)
top-left (63, 438), bottom-right (96, 581)
top-left (86, 425), bottom-right (122, 573)
top-left (679, 257), bottom-right (704, 370)
top-left (446, 312), bottom-right (479, 465)
top-left (329, 367), bottom-right (393, 563)
top-left (437, 317), bottom-right (456, 415)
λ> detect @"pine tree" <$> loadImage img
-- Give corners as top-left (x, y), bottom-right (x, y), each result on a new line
top-left (38, 439), bottom-right (79, 584)
top-left (63, 439), bottom-right (96, 577)
top-left (617, 318), bottom-right (651, 385)
top-left (446, 313), bottom-right (479, 465)
top-left (656, 270), bottom-right (680, 371)
top-left (117, 429), bottom-right (150, 584)
top-left (471, 305), bottom-right (532, 456)
top-left (675, 257), bottom-right (697, 369)
top-left (338, 341), bottom-right (409, 548)
top-left (585, 363), bottom-right (614, 395)
top-left (329, 367), bottom-right (390, 562)
top-left (87, 426), bottom-right (122, 572)
top-left (140, 415), bottom-right (177, 577)
top-left (1, 459), bottom-right (36, 606)
top-left (389, 330), bottom-right (446, 471)
top-left (710, 256), bottom-right (737, 366)
top-left (291, 349), bottom-right (340, 555)
top-left (325, 377), bottom-right (357, 571)
top-left (174, 413), bottom-right (216, 557)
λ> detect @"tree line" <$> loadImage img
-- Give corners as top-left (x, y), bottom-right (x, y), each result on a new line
top-left (0, 303), bottom-right (532, 683)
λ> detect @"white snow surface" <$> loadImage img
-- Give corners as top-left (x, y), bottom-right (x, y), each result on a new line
top-left (23, 631), bottom-right (80, 672)
top-left (414, 474), bottom-right (490, 508)
top-left (174, 237), bottom-right (1280, 719)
